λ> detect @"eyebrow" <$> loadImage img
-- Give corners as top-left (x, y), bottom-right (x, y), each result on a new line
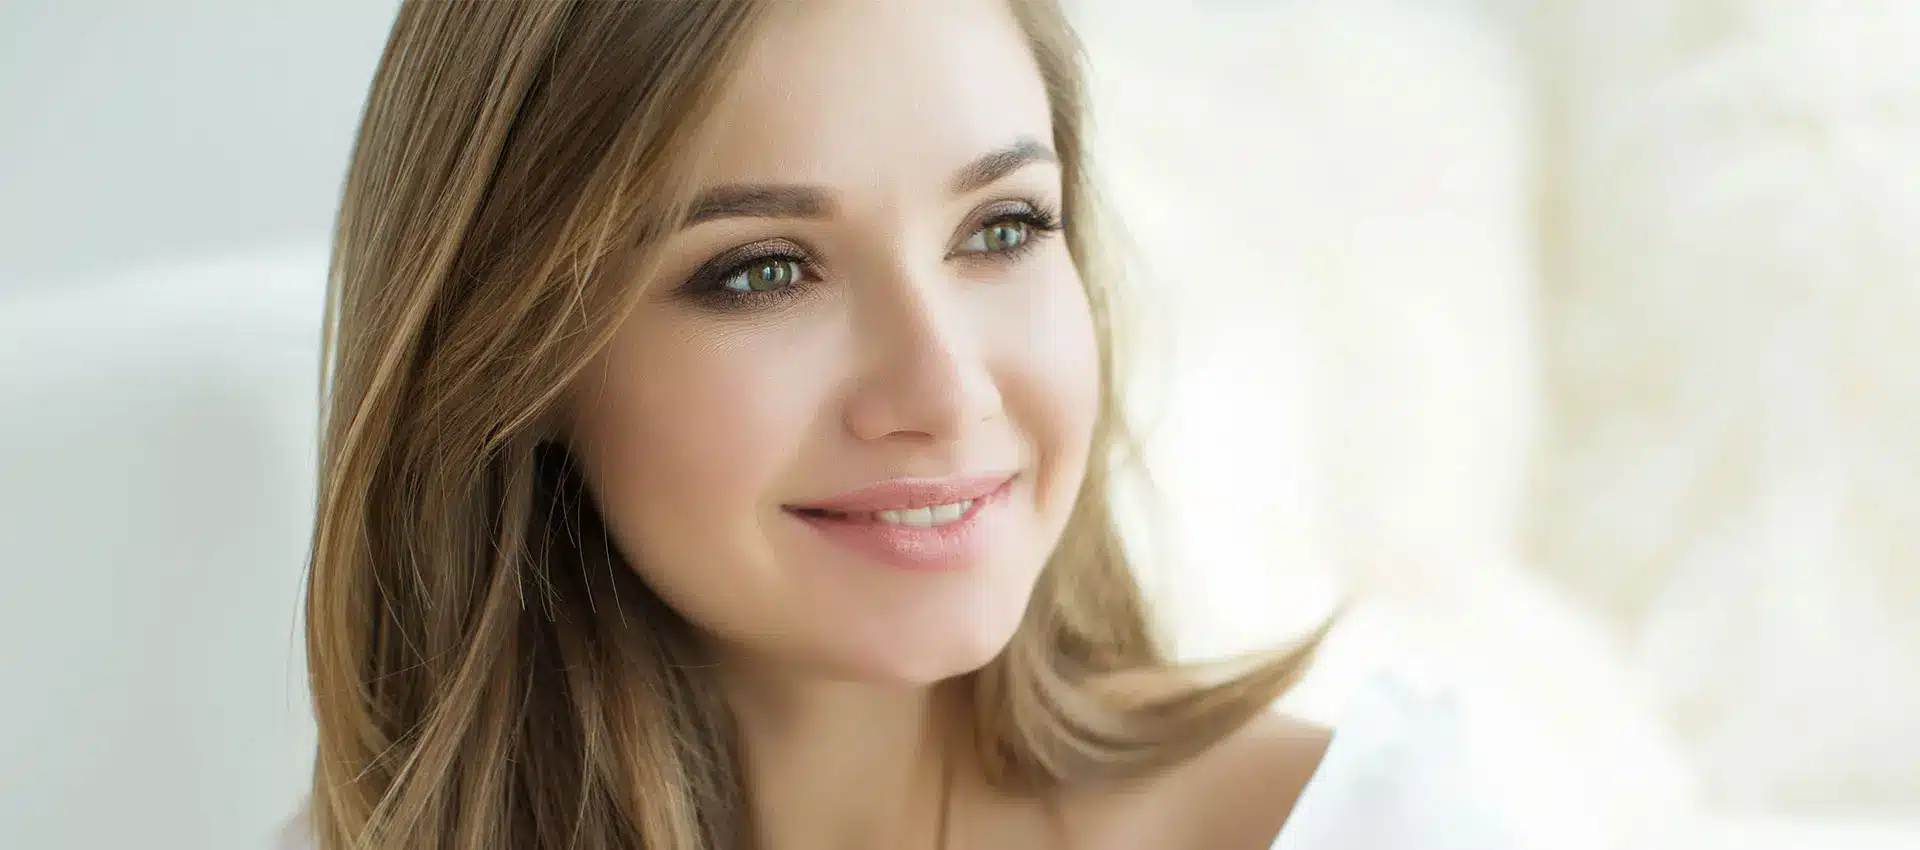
top-left (948, 136), bottom-right (1058, 196)
top-left (679, 136), bottom-right (1059, 228)
top-left (682, 185), bottom-right (831, 227)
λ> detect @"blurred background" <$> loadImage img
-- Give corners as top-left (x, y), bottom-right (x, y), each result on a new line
top-left (1, 1), bottom-right (1916, 848)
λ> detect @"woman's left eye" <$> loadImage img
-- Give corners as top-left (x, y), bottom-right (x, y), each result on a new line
top-left (959, 219), bottom-right (1032, 255)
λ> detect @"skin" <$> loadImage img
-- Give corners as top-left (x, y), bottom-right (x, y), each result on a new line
top-left (567, 1), bottom-right (1330, 848)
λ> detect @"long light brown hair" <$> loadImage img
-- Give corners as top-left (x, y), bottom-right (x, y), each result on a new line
top-left (307, 2), bottom-right (1321, 848)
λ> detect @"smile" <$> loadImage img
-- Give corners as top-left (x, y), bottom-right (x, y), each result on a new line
top-left (795, 499), bottom-right (976, 528)
top-left (784, 475), bottom-right (1017, 572)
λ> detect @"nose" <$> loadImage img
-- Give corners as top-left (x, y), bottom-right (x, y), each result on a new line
top-left (842, 263), bottom-right (1003, 444)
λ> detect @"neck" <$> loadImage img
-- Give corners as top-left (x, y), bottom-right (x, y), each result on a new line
top-left (721, 664), bottom-right (963, 850)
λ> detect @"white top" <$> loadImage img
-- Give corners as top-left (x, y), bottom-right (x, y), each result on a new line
top-left (1271, 674), bottom-right (1518, 850)
top-left (278, 674), bottom-right (1515, 850)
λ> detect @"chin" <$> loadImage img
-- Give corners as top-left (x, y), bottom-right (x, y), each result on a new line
top-left (821, 610), bottom-right (1028, 688)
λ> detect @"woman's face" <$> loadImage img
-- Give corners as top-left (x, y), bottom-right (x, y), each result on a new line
top-left (570, 0), bottom-right (1100, 685)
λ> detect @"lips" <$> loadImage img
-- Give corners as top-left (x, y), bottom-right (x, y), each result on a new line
top-left (783, 474), bottom-right (1017, 572)
top-left (786, 474), bottom-right (1014, 517)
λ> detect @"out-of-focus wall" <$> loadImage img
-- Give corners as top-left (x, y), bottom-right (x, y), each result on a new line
top-left (1532, 0), bottom-right (1920, 816)
top-left (0, 0), bottom-right (396, 293)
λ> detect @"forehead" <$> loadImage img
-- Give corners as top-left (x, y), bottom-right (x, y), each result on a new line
top-left (691, 0), bottom-right (1056, 192)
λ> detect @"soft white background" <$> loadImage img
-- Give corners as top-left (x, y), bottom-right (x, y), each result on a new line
top-left (2, 1), bottom-right (1916, 848)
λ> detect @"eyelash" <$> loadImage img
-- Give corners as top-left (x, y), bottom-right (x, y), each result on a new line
top-left (678, 198), bottom-right (1066, 310)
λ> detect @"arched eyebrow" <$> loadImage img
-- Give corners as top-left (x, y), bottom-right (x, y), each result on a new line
top-left (679, 136), bottom-right (1058, 228)
top-left (682, 184), bottom-right (832, 226)
top-left (947, 136), bottom-right (1057, 196)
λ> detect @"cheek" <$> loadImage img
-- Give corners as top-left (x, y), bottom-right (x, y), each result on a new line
top-left (994, 250), bottom-right (1103, 517)
top-left (572, 328), bottom-right (816, 603)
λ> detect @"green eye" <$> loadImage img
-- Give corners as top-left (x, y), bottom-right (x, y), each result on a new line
top-left (723, 258), bottom-right (801, 293)
top-left (965, 220), bottom-right (1030, 254)
top-left (986, 221), bottom-right (1029, 251)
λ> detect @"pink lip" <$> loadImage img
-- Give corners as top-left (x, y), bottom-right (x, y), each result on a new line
top-left (790, 475), bottom-right (1015, 513)
top-left (785, 475), bottom-right (1017, 572)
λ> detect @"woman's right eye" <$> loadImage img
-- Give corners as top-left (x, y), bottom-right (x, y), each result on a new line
top-left (719, 257), bottom-right (804, 294)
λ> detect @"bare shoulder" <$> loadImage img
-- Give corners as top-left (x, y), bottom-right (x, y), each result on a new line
top-left (1061, 671), bottom-right (1332, 850)
top-left (1156, 708), bottom-right (1332, 850)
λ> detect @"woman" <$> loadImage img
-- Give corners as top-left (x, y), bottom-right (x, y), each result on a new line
top-left (295, 1), bottom-right (1509, 848)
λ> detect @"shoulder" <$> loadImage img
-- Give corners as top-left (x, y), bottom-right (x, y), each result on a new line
top-left (1062, 668), bottom-right (1333, 850)
top-left (1065, 670), bottom-right (1521, 850)
top-left (1267, 674), bottom-right (1523, 850)
top-left (1157, 706), bottom-right (1334, 850)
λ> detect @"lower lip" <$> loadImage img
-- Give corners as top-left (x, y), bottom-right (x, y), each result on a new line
top-left (786, 479), bottom-right (1014, 573)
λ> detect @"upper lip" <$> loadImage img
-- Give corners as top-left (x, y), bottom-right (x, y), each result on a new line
top-left (789, 474), bottom-right (1014, 512)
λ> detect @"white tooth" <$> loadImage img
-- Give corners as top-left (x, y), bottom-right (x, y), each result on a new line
top-left (928, 502), bottom-right (965, 525)
top-left (897, 507), bottom-right (936, 527)
top-left (877, 509), bottom-right (904, 524)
